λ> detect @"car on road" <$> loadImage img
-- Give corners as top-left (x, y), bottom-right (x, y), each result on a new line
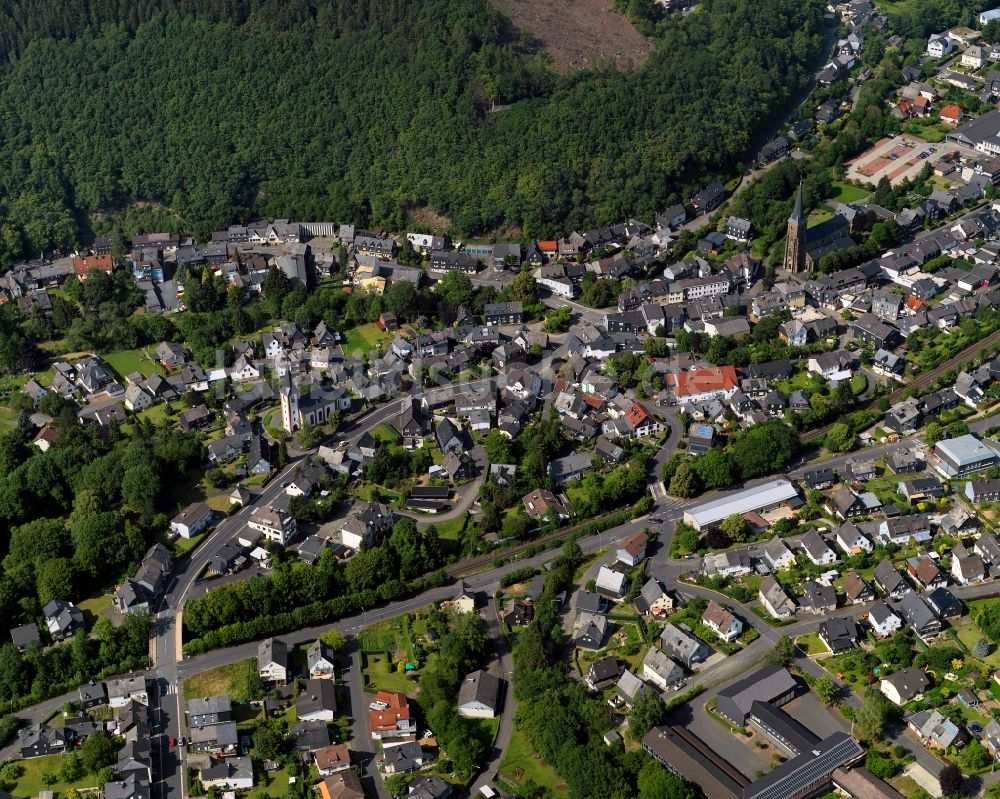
top-left (281, 481), bottom-right (290, 488)
top-left (169, 736), bottom-right (177, 747)
top-left (684, 554), bottom-right (694, 559)
top-left (650, 517), bottom-right (662, 523)
top-left (179, 737), bottom-right (187, 746)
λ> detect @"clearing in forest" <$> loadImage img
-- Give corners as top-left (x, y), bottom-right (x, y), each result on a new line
top-left (491, 0), bottom-right (654, 72)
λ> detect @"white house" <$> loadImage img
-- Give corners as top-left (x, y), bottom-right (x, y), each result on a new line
top-left (759, 576), bottom-right (797, 619)
top-left (616, 531), bottom-right (648, 568)
top-left (107, 676), bottom-right (149, 709)
top-left (880, 667), bottom-right (930, 706)
top-left (763, 537), bottom-right (796, 571)
top-left (457, 670), bottom-right (501, 719)
top-left (927, 34), bottom-right (954, 58)
top-left (835, 522), bottom-right (873, 556)
top-left (801, 529), bottom-right (837, 566)
top-left (703, 600), bottom-right (743, 642)
top-left (258, 638), bottom-right (289, 684)
top-left (641, 647), bottom-right (684, 691)
top-left (868, 600), bottom-right (902, 639)
top-left (169, 502), bottom-right (214, 539)
top-left (596, 566), bottom-right (628, 600)
top-left (248, 506), bottom-right (296, 546)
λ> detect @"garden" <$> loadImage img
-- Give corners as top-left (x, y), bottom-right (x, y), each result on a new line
top-left (359, 610), bottom-right (433, 695)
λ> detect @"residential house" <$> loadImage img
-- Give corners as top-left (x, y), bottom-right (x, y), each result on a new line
top-left (457, 670), bottom-right (501, 719)
top-left (296, 679), bottom-right (338, 722)
top-left (258, 638), bottom-right (289, 684)
top-left (880, 667), bottom-right (930, 705)
top-left (759, 576), bottom-right (797, 619)
top-left (659, 623), bottom-right (711, 668)
top-left (868, 600), bottom-right (903, 639)
top-left (703, 600), bottom-right (742, 642)
top-left (642, 648), bottom-right (684, 691)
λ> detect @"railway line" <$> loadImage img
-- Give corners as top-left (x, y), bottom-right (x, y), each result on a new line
top-left (802, 325), bottom-right (1000, 443)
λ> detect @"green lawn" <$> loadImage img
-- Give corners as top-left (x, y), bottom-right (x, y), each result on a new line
top-left (359, 612), bottom-right (432, 695)
top-left (3, 753), bottom-right (105, 796)
top-left (136, 403), bottom-right (171, 425)
top-left (341, 323), bottom-right (391, 356)
top-left (102, 347), bottom-right (165, 381)
top-left (830, 181), bottom-right (870, 204)
top-left (370, 423), bottom-right (402, 444)
top-left (0, 403), bottom-right (20, 429)
top-left (183, 658), bottom-right (262, 701)
top-left (246, 766), bottom-right (290, 799)
top-left (77, 593), bottom-right (114, 625)
top-left (172, 530), bottom-right (210, 557)
top-left (424, 514), bottom-right (469, 540)
top-left (795, 632), bottom-right (827, 656)
top-left (498, 725), bottom-right (568, 799)
top-left (361, 653), bottom-right (422, 695)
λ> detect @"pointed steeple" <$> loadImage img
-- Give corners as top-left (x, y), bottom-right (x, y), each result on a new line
top-left (789, 179), bottom-right (805, 226)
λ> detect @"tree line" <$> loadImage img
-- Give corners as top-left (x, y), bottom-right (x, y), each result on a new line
top-left (0, 0), bottom-right (826, 266)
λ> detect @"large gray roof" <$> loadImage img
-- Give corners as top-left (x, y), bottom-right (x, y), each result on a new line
top-left (685, 479), bottom-right (798, 528)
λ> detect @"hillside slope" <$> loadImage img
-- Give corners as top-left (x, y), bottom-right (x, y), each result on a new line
top-left (0, 0), bottom-right (824, 263)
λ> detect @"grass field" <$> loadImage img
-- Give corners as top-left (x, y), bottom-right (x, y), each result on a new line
top-left (361, 653), bottom-right (422, 694)
top-left (795, 632), bottom-right (827, 656)
top-left (102, 347), bottom-right (165, 381)
top-left (341, 323), bottom-right (390, 356)
top-left (3, 753), bottom-right (104, 796)
top-left (172, 531), bottom-right (210, 557)
top-left (498, 726), bottom-right (568, 799)
top-left (370, 422), bottom-right (402, 444)
top-left (246, 767), bottom-right (290, 799)
top-left (183, 658), bottom-right (262, 701)
top-left (830, 181), bottom-right (870, 204)
top-left (77, 593), bottom-right (114, 625)
top-left (425, 513), bottom-right (469, 540)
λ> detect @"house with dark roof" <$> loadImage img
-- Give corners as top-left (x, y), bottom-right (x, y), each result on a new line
top-left (457, 670), bottom-right (502, 718)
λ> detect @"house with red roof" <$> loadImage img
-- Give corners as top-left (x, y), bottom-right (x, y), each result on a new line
top-left (368, 690), bottom-right (416, 741)
top-left (666, 366), bottom-right (739, 404)
top-left (940, 104), bottom-right (964, 126)
top-left (72, 254), bottom-right (114, 281)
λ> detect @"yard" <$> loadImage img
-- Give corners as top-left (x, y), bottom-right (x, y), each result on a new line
top-left (183, 658), bottom-right (263, 701)
top-left (77, 593), bottom-right (115, 626)
top-left (498, 725), bottom-right (568, 799)
top-left (829, 181), bottom-right (870, 204)
top-left (171, 530), bottom-right (210, 558)
top-left (246, 766), bottom-right (290, 799)
top-left (359, 612), bottom-right (433, 695)
top-left (423, 514), bottom-right (469, 540)
top-left (2, 753), bottom-right (104, 797)
top-left (102, 347), bottom-right (165, 381)
top-left (340, 323), bottom-right (390, 356)
top-left (795, 632), bottom-right (828, 656)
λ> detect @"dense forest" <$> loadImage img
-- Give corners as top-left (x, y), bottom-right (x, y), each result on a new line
top-left (0, 0), bottom-right (826, 264)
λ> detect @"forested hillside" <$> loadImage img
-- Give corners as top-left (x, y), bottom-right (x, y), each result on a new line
top-left (0, 0), bottom-right (824, 263)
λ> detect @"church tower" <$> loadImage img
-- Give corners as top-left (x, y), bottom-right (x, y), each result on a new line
top-left (279, 372), bottom-right (299, 433)
top-left (783, 181), bottom-right (807, 273)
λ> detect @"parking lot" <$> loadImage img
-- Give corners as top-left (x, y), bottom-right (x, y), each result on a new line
top-left (845, 134), bottom-right (936, 187)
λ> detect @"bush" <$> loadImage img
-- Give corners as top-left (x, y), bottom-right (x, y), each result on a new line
top-left (499, 566), bottom-right (536, 589)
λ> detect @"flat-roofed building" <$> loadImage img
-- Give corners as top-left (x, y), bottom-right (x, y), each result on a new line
top-left (684, 479), bottom-right (800, 530)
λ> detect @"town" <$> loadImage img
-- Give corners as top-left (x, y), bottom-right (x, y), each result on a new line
top-left (14, 3), bottom-right (1000, 799)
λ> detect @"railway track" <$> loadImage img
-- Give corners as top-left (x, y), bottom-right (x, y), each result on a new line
top-left (802, 325), bottom-right (1000, 443)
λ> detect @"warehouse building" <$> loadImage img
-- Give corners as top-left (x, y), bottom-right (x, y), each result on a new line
top-left (683, 479), bottom-right (801, 531)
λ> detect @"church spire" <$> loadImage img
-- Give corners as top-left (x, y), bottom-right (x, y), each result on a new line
top-left (783, 179), bottom-right (807, 274)
top-left (789, 179), bottom-right (805, 226)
